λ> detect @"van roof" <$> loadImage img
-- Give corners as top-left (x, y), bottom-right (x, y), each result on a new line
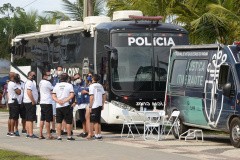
top-left (171, 44), bottom-right (221, 50)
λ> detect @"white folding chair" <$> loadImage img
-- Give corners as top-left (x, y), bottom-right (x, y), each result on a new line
top-left (144, 111), bottom-right (162, 141)
top-left (73, 105), bottom-right (79, 130)
top-left (161, 111), bottom-right (180, 139)
top-left (121, 110), bottom-right (141, 139)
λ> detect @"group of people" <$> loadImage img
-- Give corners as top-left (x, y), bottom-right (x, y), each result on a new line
top-left (6, 65), bottom-right (106, 141)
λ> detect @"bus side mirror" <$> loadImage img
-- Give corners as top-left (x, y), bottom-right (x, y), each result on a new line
top-left (104, 45), bottom-right (118, 68)
top-left (223, 83), bottom-right (235, 98)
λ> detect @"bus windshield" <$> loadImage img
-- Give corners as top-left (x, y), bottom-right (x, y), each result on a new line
top-left (111, 32), bottom-right (186, 92)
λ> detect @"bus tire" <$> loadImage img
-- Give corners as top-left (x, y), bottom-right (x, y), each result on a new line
top-left (173, 116), bottom-right (188, 139)
top-left (230, 117), bottom-right (240, 148)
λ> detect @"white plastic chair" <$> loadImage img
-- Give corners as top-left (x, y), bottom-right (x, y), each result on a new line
top-left (161, 110), bottom-right (180, 139)
top-left (144, 111), bottom-right (164, 141)
top-left (73, 105), bottom-right (79, 130)
top-left (36, 105), bottom-right (41, 127)
top-left (121, 109), bottom-right (141, 139)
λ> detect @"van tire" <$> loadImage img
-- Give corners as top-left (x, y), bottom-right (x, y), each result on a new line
top-left (173, 116), bottom-right (188, 139)
top-left (230, 117), bottom-right (240, 148)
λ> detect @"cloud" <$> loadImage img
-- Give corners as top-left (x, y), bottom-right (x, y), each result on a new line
top-left (0, 59), bottom-right (10, 69)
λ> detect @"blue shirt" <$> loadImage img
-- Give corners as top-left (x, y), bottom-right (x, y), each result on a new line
top-left (82, 86), bottom-right (90, 104)
top-left (53, 76), bottom-right (60, 87)
top-left (75, 87), bottom-right (84, 105)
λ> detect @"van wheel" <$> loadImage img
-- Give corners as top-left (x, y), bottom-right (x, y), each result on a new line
top-left (230, 117), bottom-right (240, 148)
top-left (173, 116), bottom-right (188, 139)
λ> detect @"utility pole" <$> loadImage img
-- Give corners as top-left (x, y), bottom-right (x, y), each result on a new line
top-left (83, 0), bottom-right (88, 19)
top-left (88, 0), bottom-right (94, 16)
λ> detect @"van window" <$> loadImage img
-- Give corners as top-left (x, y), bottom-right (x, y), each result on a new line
top-left (218, 65), bottom-right (235, 89)
top-left (170, 60), bottom-right (188, 86)
top-left (187, 60), bottom-right (208, 88)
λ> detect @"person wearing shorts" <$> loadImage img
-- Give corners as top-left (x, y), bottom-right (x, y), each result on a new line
top-left (89, 74), bottom-right (106, 140)
top-left (51, 65), bottom-right (63, 133)
top-left (23, 71), bottom-right (38, 138)
top-left (52, 73), bottom-right (75, 141)
top-left (39, 70), bottom-right (56, 140)
top-left (15, 74), bottom-right (26, 136)
top-left (7, 72), bottom-right (21, 137)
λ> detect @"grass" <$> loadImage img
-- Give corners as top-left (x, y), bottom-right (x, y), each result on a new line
top-left (0, 149), bottom-right (46, 160)
top-left (0, 108), bottom-right (8, 112)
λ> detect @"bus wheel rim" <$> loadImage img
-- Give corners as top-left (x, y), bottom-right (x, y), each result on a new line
top-left (232, 124), bottom-right (240, 142)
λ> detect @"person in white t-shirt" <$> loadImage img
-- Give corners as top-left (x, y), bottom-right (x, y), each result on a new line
top-left (52, 73), bottom-right (75, 141)
top-left (23, 71), bottom-right (39, 139)
top-left (89, 74), bottom-right (106, 140)
top-left (7, 72), bottom-right (21, 137)
top-left (39, 70), bottom-right (56, 140)
top-left (15, 74), bottom-right (26, 136)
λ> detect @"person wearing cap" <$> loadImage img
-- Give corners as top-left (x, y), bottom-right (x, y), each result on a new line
top-left (23, 71), bottom-right (38, 138)
top-left (88, 74), bottom-right (106, 140)
top-left (39, 70), bottom-right (56, 140)
top-left (7, 72), bottom-right (21, 137)
top-left (52, 73), bottom-right (75, 141)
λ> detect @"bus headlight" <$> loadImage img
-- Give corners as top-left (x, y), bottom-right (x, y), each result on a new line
top-left (111, 100), bottom-right (136, 112)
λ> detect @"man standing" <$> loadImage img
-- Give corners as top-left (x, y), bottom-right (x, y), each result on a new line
top-left (23, 71), bottom-right (38, 138)
top-left (7, 72), bottom-right (21, 137)
top-left (15, 74), bottom-right (27, 136)
top-left (51, 66), bottom-right (63, 133)
top-left (89, 74), bottom-right (106, 140)
top-left (52, 73), bottom-right (75, 141)
top-left (39, 70), bottom-right (56, 140)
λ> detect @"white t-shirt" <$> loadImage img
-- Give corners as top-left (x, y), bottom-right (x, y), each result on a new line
top-left (52, 82), bottom-right (74, 108)
top-left (89, 83), bottom-right (105, 109)
top-left (7, 81), bottom-right (18, 104)
top-left (23, 79), bottom-right (38, 103)
top-left (16, 81), bottom-right (24, 104)
top-left (39, 79), bottom-right (53, 104)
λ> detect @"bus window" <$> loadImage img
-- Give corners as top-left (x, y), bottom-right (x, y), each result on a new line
top-left (170, 60), bottom-right (188, 86)
top-left (186, 60), bottom-right (208, 88)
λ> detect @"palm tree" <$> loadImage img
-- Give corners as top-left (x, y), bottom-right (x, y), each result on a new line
top-left (167, 0), bottom-right (240, 44)
top-left (45, 0), bottom-right (105, 21)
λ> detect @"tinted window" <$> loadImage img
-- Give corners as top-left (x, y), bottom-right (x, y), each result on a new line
top-left (170, 60), bottom-right (188, 86)
top-left (187, 60), bottom-right (208, 88)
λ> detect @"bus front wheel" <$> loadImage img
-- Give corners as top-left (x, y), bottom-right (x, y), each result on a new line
top-left (230, 117), bottom-right (240, 148)
top-left (173, 116), bottom-right (188, 139)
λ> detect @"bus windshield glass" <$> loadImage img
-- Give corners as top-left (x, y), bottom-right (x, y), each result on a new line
top-left (111, 32), bottom-right (187, 92)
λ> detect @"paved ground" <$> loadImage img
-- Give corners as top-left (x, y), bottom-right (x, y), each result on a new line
top-left (0, 112), bottom-right (239, 160)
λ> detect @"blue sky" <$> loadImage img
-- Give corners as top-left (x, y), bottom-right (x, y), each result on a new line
top-left (0, 0), bottom-right (76, 17)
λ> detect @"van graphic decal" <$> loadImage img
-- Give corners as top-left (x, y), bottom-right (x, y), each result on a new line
top-left (204, 50), bottom-right (227, 128)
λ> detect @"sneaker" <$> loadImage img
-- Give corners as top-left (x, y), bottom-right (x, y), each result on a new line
top-left (9, 133), bottom-right (16, 137)
top-left (77, 132), bottom-right (84, 137)
top-left (50, 129), bottom-right (56, 133)
top-left (7, 132), bottom-right (11, 136)
top-left (86, 136), bottom-right (96, 140)
top-left (96, 136), bottom-right (103, 141)
top-left (57, 137), bottom-right (62, 141)
top-left (22, 130), bottom-right (27, 134)
top-left (15, 131), bottom-right (20, 136)
top-left (67, 137), bottom-right (75, 141)
top-left (83, 133), bottom-right (88, 138)
top-left (61, 130), bottom-right (67, 135)
top-left (26, 135), bottom-right (30, 138)
top-left (29, 134), bottom-right (38, 139)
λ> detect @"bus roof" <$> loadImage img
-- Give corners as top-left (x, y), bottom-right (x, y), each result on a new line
top-left (96, 21), bottom-right (188, 33)
top-left (171, 44), bottom-right (221, 50)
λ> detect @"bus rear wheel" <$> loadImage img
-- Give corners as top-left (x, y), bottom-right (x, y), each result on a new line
top-left (230, 117), bottom-right (240, 148)
top-left (173, 116), bottom-right (188, 139)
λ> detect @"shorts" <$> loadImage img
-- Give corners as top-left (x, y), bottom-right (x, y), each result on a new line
top-left (40, 104), bottom-right (53, 122)
top-left (85, 104), bottom-right (90, 109)
top-left (19, 103), bottom-right (26, 119)
top-left (9, 102), bottom-right (19, 120)
top-left (90, 106), bottom-right (102, 123)
top-left (56, 105), bottom-right (73, 124)
top-left (78, 109), bottom-right (86, 122)
top-left (24, 103), bottom-right (36, 121)
top-left (5, 94), bottom-right (8, 103)
top-left (52, 101), bottom-right (56, 115)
